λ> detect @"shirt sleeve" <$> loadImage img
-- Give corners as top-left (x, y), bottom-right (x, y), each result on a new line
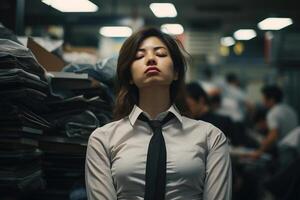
top-left (267, 111), bottom-right (279, 130)
top-left (203, 125), bottom-right (232, 200)
top-left (85, 129), bottom-right (117, 200)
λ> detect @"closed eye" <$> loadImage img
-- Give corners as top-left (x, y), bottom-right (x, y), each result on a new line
top-left (156, 52), bottom-right (167, 57)
top-left (135, 52), bottom-right (144, 59)
top-left (155, 47), bottom-right (168, 57)
top-left (135, 56), bottom-right (143, 59)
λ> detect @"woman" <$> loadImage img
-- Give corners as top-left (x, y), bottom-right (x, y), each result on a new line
top-left (85, 27), bottom-right (232, 200)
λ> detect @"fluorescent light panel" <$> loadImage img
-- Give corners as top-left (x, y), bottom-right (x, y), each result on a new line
top-left (99, 26), bottom-right (132, 37)
top-left (161, 24), bottom-right (184, 35)
top-left (220, 37), bottom-right (235, 46)
top-left (42, 0), bottom-right (98, 12)
top-left (150, 3), bottom-right (177, 18)
top-left (258, 17), bottom-right (293, 30)
top-left (234, 29), bottom-right (257, 40)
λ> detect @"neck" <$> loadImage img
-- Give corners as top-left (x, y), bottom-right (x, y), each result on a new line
top-left (138, 86), bottom-right (171, 119)
top-left (269, 101), bottom-right (277, 108)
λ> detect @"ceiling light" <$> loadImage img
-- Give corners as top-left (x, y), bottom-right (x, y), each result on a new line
top-left (42, 0), bottom-right (98, 12)
top-left (258, 17), bottom-right (293, 30)
top-left (149, 3), bottom-right (177, 18)
top-left (233, 29), bottom-right (257, 40)
top-left (161, 24), bottom-right (184, 35)
top-left (220, 37), bottom-right (235, 46)
top-left (99, 26), bottom-right (132, 37)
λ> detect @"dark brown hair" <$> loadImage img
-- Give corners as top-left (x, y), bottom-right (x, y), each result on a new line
top-left (113, 27), bottom-right (189, 120)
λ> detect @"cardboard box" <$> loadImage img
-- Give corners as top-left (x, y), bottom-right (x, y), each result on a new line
top-left (27, 37), bottom-right (66, 72)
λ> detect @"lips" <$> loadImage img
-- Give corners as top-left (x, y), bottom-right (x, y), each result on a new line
top-left (145, 66), bottom-right (160, 73)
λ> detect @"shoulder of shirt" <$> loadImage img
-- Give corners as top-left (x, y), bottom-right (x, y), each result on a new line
top-left (181, 115), bottom-right (223, 134)
top-left (89, 117), bottom-right (128, 139)
top-left (194, 118), bottom-right (227, 149)
top-left (182, 115), bottom-right (226, 149)
top-left (268, 104), bottom-right (284, 116)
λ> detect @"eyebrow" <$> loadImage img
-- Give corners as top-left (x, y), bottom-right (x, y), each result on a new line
top-left (137, 46), bottom-right (167, 52)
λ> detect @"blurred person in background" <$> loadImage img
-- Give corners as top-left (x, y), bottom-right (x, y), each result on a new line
top-left (278, 126), bottom-right (300, 168)
top-left (248, 85), bottom-right (298, 161)
top-left (251, 107), bottom-right (272, 149)
top-left (218, 72), bottom-right (247, 123)
top-left (198, 67), bottom-right (222, 97)
top-left (216, 72), bottom-right (256, 147)
top-left (186, 82), bottom-right (234, 140)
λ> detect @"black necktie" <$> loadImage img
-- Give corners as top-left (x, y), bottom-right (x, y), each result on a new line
top-left (139, 112), bottom-right (174, 200)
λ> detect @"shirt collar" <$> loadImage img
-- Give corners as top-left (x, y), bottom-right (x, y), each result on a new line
top-left (128, 104), bottom-right (183, 126)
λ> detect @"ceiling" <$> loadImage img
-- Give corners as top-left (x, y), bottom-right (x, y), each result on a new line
top-left (1, 0), bottom-right (300, 47)
top-left (23, 0), bottom-right (300, 32)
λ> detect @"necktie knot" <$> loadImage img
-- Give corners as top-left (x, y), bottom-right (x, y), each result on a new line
top-left (148, 120), bottom-right (162, 132)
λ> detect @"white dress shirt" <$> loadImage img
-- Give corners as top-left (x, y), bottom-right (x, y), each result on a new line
top-left (85, 104), bottom-right (232, 200)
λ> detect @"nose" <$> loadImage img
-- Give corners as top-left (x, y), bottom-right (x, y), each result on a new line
top-left (145, 52), bottom-right (157, 66)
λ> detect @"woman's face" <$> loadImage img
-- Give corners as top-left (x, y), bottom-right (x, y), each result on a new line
top-left (130, 36), bottom-right (177, 89)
